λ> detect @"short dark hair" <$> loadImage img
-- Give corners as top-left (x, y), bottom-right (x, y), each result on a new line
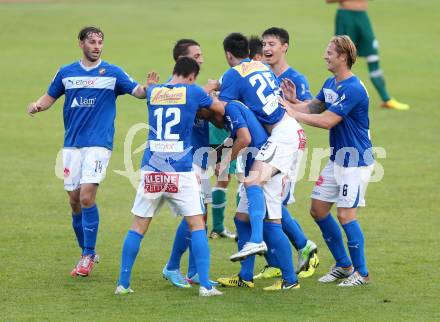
top-left (173, 39), bottom-right (200, 62)
top-left (223, 33), bottom-right (249, 59)
top-left (172, 57), bottom-right (200, 78)
top-left (262, 27), bottom-right (289, 45)
top-left (248, 36), bottom-right (263, 59)
top-left (78, 26), bottom-right (104, 41)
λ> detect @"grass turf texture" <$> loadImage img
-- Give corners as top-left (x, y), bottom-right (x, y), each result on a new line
top-left (1, 0), bottom-right (439, 321)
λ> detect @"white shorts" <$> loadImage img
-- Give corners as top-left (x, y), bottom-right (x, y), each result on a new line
top-left (236, 173), bottom-right (287, 220)
top-left (255, 114), bottom-right (305, 177)
top-left (193, 164), bottom-right (212, 204)
top-left (131, 171), bottom-right (205, 218)
top-left (311, 160), bottom-right (374, 208)
top-left (63, 147), bottom-right (112, 191)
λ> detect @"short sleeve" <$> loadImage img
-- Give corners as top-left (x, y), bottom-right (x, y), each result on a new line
top-left (219, 69), bottom-right (240, 103)
top-left (47, 68), bottom-right (65, 99)
top-left (114, 67), bottom-right (139, 96)
top-left (224, 104), bottom-right (247, 139)
top-left (315, 87), bottom-right (325, 102)
top-left (296, 75), bottom-right (313, 101)
top-left (195, 85), bottom-right (213, 108)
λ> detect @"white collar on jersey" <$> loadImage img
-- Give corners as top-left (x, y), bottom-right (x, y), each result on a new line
top-left (79, 59), bottom-right (102, 72)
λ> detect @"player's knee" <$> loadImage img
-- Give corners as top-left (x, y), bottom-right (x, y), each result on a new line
top-left (80, 194), bottom-right (95, 208)
top-left (310, 205), bottom-right (325, 220)
top-left (336, 210), bottom-right (357, 225)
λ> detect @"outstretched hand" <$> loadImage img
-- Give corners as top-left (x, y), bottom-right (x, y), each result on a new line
top-left (278, 96), bottom-right (298, 119)
top-left (280, 78), bottom-right (298, 103)
top-left (146, 71), bottom-right (160, 87)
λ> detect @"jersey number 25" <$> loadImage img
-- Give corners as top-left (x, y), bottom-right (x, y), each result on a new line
top-left (249, 72), bottom-right (279, 115)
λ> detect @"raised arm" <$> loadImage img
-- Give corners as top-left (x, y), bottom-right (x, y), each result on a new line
top-left (27, 94), bottom-right (57, 117)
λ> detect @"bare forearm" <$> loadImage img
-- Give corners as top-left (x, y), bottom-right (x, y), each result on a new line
top-left (37, 94), bottom-right (56, 111)
top-left (132, 85), bottom-right (146, 99)
top-left (294, 113), bottom-right (332, 129)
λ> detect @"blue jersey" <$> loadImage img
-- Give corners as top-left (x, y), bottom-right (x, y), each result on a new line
top-left (47, 60), bottom-right (139, 150)
top-left (277, 67), bottom-right (313, 101)
top-left (192, 118), bottom-right (210, 169)
top-left (316, 75), bottom-right (373, 167)
top-left (141, 83), bottom-right (213, 172)
top-left (167, 75), bottom-right (210, 169)
top-left (219, 58), bottom-right (285, 125)
top-left (224, 101), bottom-right (268, 176)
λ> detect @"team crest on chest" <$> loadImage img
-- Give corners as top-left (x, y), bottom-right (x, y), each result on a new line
top-left (323, 88), bottom-right (339, 104)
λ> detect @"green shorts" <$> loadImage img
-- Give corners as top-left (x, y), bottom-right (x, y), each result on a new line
top-left (335, 9), bottom-right (378, 57)
top-left (209, 123), bottom-right (229, 145)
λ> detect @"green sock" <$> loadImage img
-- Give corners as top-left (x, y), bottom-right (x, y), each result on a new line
top-left (368, 60), bottom-right (390, 102)
top-left (211, 188), bottom-right (226, 233)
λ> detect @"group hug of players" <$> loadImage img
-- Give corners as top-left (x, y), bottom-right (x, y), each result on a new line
top-left (28, 25), bottom-right (375, 297)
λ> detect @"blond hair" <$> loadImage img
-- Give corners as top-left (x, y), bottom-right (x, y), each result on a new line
top-left (330, 35), bottom-right (357, 69)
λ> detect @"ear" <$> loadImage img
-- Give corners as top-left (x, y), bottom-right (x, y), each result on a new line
top-left (188, 73), bottom-right (196, 83)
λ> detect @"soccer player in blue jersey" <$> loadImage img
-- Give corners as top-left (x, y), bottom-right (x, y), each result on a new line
top-left (27, 26), bottom-right (147, 277)
top-left (115, 57), bottom-right (223, 297)
top-left (215, 101), bottom-right (299, 290)
top-left (281, 35), bottom-right (374, 286)
top-left (205, 33), bottom-right (306, 262)
top-left (251, 27), bottom-right (320, 280)
top-left (162, 39), bottom-right (219, 288)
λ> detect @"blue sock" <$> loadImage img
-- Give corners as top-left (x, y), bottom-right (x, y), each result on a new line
top-left (263, 221), bottom-right (297, 284)
top-left (187, 245), bottom-right (197, 278)
top-left (82, 204), bottom-right (99, 256)
top-left (190, 229), bottom-right (211, 289)
top-left (342, 220), bottom-right (368, 277)
top-left (72, 212), bottom-right (84, 252)
top-left (234, 218), bottom-right (255, 281)
top-left (316, 214), bottom-right (351, 268)
top-left (264, 249), bottom-right (279, 268)
top-left (166, 219), bottom-right (190, 271)
top-left (118, 230), bottom-right (143, 288)
top-left (245, 185), bottom-right (265, 243)
top-left (281, 206), bottom-right (307, 250)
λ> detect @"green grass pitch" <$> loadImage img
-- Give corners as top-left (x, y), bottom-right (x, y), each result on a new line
top-left (1, 0), bottom-right (439, 321)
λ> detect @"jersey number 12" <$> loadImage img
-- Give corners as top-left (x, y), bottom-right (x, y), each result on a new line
top-left (153, 107), bottom-right (180, 140)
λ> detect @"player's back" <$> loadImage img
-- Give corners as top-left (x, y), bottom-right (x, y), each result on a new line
top-left (224, 101), bottom-right (268, 175)
top-left (219, 59), bottom-right (285, 126)
top-left (141, 83), bottom-right (212, 172)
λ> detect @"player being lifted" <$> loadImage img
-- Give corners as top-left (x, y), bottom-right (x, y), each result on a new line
top-left (205, 33), bottom-right (306, 263)
top-left (27, 26), bottom-right (147, 277)
top-left (115, 57), bottom-right (224, 297)
top-left (216, 100), bottom-right (300, 290)
top-left (250, 28), bottom-right (319, 280)
top-left (281, 35), bottom-right (374, 286)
